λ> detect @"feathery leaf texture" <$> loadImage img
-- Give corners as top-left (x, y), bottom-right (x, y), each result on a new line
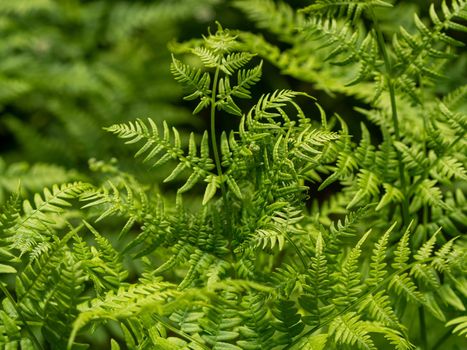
top-left (1, 2), bottom-right (466, 349)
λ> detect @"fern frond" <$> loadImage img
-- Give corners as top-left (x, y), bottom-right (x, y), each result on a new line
top-left (392, 221), bottom-right (413, 270)
top-left (431, 238), bottom-right (457, 274)
top-left (366, 222), bottom-right (396, 287)
top-left (199, 292), bottom-right (243, 349)
top-left (40, 250), bottom-right (87, 346)
top-left (271, 299), bottom-right (304, 346)
top-left (300, 17), bottom-right (380, 85)
top-left (290, 333), bottom-right (328, 350)
top-left (169, 307), bottom-right (204, 336)
top-left (15, 226), bottom-right (79, 322)
top-left (347, 169), bottom-right (381, 209)
top-left (409, 229), bottom-right (441, 289)
top-left (393, 141), bottom-right (430, 176)
top-left (363, 322), bottom-right (414, 350)
top-left (236, 292), bottom-right (275, 349)
top-left (436, 101), bottom-right (467, 137)
top-left (359, 291), bottom-right (401, 328)
top-left (69, 277), bottom-right (199, 349)
top-left (105, 118), bottom-right (215, 195)
top-left (446, 316), bottom-right (467, 338)
top-left (6, 182), bottom-right (90, 255)
top-left (327, 206), bottom-right (370, 255)
top-left (390, 0), bottom-right (467, 100)
top-left (123, 198), bottom-right (170, 256)
top-left (389, 273), bottom-right (426, 305)
top-left (233, 0), bottom-right (306, 40)
top-left (270, 263), bottom-right (302, 297)
top-left (300, 232), bottom-right (334, 327)
top-left (252, 204), bottom-right (303, 252)
top-left (81, 177), bottom-right (146, 225)
top-left (0, 195), bottom-right (21, 270)
top-left (328, 311), bottom-right (376, 350)
top-left (179, 249), bottom-right (216, 290)
top-left (291, 126), bottom-right (340, 164)
top-left (191, 46), bottom-right (221, 70)
top-left (332, 229), bottom-right (371, 308)
top-left (374, 138), bottom-right (399, 183)
top-left (82, 221), bottom-right (128, 288)
top-left (300, 0), bottom-right (392, 21)
top-left (415, 179), bottom-right (449, 210)
top-left (217, 61), bottom-right (262, 101)
top-left (432, 156), bottom-right (467, 181)
top-left (0, 159), bottom-right (81, 202)
top-left (319, 125), bottom-right (357, 190)
top-left (221, 52), bottom-right (256, 75)
top-left (376, 183), bottom-right (404, 211)
top-left (247, 89), bottom-right (308, 125)
top-left (170, 55), bottom-right (211, 106)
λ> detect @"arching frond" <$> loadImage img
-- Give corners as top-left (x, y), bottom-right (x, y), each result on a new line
top-left (7, 182), bottom-right (91, 255)
top-left (105, 119), bottom-right (215, 195)
top-left (328, 312), bottom-right (376, 350)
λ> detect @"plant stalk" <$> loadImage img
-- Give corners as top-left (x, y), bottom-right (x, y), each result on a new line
top-left (210, 66), bottom-right (234, 256)
top-left (419, 306), bottom-right (428, 349)
top-left (370, 10), bottom-right (410, 226)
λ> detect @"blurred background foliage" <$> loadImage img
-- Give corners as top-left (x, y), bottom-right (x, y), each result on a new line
top-left (0, 0), bottom-right (465, 202)
top-left (0, 0), bottom-right (223, 201)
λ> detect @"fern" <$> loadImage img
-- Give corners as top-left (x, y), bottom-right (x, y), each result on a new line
top-left (328, 311), bottom-right (376, 350)
top-left (0, 1), bottom-right (466, 349)
top-left (7, 182), bottom-right (90, 256)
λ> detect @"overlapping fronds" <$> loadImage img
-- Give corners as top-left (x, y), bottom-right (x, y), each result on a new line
top-left (6, 182), bottom-right (91, 256)
top-left (1, 3), bottom-right (466, 349)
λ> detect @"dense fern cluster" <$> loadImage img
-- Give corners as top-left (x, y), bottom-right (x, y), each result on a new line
top-left (0, 1), bottom-right (466, 349)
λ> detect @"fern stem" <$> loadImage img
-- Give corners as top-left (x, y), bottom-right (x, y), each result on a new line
top-left (210, 66), bottom-right (234, 252)
top-left (369, 10), bottom-right (410, 226)
top-left (284, 232), bottom-right (307, 270)
top-left (0, 283), bottom-right (44, 350)
top-left (419, 306), bottom-right (428, 349)
top-left (407, 132), bottom-right (464, 198)
top-left (431, 328), bottom-right (452, 350)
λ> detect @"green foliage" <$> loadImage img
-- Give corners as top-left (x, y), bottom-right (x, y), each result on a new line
top-left (0, 0), bottom-right (219, 169)
top-left (1, 1), bottom-right (466, 349)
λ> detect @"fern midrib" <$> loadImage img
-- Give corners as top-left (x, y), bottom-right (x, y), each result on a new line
top-left (210, 65), bottom-right (235, 261)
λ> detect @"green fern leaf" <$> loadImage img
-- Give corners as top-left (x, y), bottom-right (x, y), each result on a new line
top-left (170, 55), bottom-right (211, 104)
top-left (332, 230), bottom-right (371, 308)
top-left (446, 316), bottom-right (467, 338)
top-left (7, 182), bottom-right (90, 255)
top-left (329, 311), bottom-right (376, 350)
top-left (392, 221), bottom-right (413, 270)
top-left (367, 222), bottom-right (396, 287)
top-left (271, 299), bottom-right (304, 346)
top-left (105, 119), bottom-right (215, 196)
top-left (359, 291), bottom-right (401, 328)
top-left (221, 52), bottom-right (256, 75)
